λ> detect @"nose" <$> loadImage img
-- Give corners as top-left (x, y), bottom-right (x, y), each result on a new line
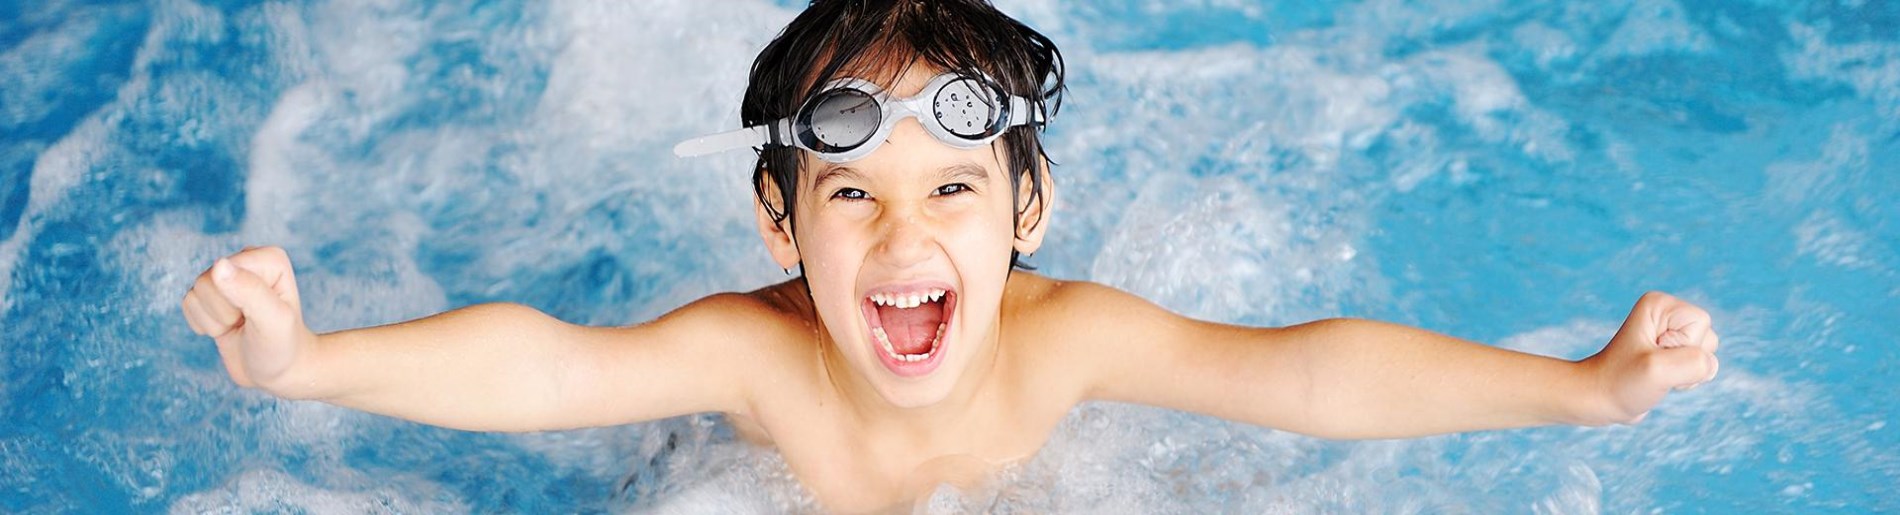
top-left (873, 209), bottom-right (934, 270)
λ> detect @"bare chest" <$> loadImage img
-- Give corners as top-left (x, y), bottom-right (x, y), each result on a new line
top-left (728, 398), bottom-right (1066, 511)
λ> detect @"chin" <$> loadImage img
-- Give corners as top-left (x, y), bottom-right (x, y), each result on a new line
top-left (872, 371), bottom-right (961, 409)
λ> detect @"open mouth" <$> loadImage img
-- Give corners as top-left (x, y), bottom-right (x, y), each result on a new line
top-left (860, 284), bottom-right (956, 377)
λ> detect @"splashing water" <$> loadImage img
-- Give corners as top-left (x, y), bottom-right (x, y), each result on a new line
top-left (2, 0), bottom-right (1896, 512)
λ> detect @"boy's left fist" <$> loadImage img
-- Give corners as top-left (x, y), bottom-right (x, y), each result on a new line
top-left (1576, 291), bottom-right (1721, 426)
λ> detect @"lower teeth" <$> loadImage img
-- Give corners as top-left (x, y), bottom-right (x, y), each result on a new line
top-left (873, 323), bottom-right (947, 362)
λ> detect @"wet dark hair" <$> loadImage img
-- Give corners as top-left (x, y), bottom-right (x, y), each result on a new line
top-left (742, 0), bottom-right (1065, 271)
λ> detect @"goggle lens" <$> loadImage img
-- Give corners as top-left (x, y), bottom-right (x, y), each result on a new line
top-left (806, 88), bottom-right (881, 151)
top-left (933, 77), bottom-right (1000, 139)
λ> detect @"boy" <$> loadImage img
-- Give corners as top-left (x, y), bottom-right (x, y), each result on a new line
top-left (179, 0), bottom-right (1721, 512)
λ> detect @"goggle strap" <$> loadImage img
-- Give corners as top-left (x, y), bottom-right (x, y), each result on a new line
top-left (1009, 96), bottom-right (1044, 127)
top-left (672, 125), bottom-right (771, 158)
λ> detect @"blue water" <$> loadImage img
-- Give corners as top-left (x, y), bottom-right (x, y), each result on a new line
top-left (3, 0), bottom-right (1896, 512)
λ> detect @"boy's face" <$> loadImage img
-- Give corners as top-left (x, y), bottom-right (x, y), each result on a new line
top-left (770, 64), bottom-right (1041, 409)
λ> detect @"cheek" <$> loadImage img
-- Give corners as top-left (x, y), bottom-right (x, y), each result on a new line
top-left (793, 218), bottom-right (879, 345)
top-left (794, 207), bottom-right (862, 266)
top-left (946, 194), bottom-right (1021, 259)
top-left (935, 201), bottom-right (1019, 328)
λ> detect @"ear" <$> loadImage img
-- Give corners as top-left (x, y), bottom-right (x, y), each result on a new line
top-left (1012, 158), bottom-right (1054, 255)
top-left (754, 172), bottom-right (802, 270)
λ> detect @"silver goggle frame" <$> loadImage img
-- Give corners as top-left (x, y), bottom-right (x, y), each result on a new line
top-left (674, 73), bottom-right (1043, 163)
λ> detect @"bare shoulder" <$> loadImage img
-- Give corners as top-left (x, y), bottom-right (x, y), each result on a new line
top-left (660, 280), bottom-right (814, 330)
top-left (646, 279), bottom-right (822, 365)
top-left (565, 279), bottom-right (823, 421)
top-left (1001, 273), bottom-right (1177, 332)
top-left (998, 274), bottom-right (1193, 403)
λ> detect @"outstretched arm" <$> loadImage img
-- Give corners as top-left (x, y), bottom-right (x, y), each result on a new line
top-left (1071, 285), bottom-right (1720, 439)
top-left (180, 246), bottom-right (764, 432)
top-left (299, 298), bottom-right (760, 432)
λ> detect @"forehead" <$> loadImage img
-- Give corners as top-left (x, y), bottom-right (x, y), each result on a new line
top-left (856, 61), bottom-right (943, 98)
top-left (801, 38), bottom-right (953, 101)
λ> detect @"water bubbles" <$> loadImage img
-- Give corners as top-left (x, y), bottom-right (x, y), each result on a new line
top-left (5, 0), bottom-right (1896, 511)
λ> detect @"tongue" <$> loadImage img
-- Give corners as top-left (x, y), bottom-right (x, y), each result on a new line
top-left (876, 301), bottom-right (944, 355)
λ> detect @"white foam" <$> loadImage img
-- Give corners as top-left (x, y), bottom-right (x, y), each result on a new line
top-left (167, 467), bottom-right (466, 514)
top-left (1047, 44), bottom-right (1392, 321)
top-left (0, 79), bottom-right (134, 321)
top-left (506, 0), bottom-right (799, 318)
top-left (128, 0), bottom-right (217, 60)
top-left (0, 0), bottom-right (273, 316)
top-left (1398, 48), bottom-right (1576, 163)
top-left (1765, 125), bottom-right (1868, 207)
top-left (101, 212), bottom-right (238, 335)
top-left (1595, 0), bottom-right (1713, 58)
top-left (0, 8), bottom-right (108, 126)
top-left (1493, 319), bottom-right (1621, 357)
top-left (1089, 172), bottom-right (1369, 324)
top-left (504, 425), bottom-right (648, 480)
top-left (1334, 0), bottom-right (1510, 43)
top-left (1533, 461), bottom-right (1602, 515)
top-left (537, 1), bottom-right (791, 155)
top-left (3, 61), bottom-right (138, 309)
top-left (1061, 17), bottom-right (1576, 322)
top-left (635, 446), bottom-right (816, 514)
top-left (1071, 43), bottom-right (1396, 165)
top-left (100, 205), bottom-right (387, 493)
top-left (242, 82), bottom-right (323, 244)
top-left (991, 0), bottom-right (1072, 37)
top-left (294, 0), bottom-right (426, 129)
top-left (1785, 22), bottom-right (1900, 127)
top-left (0, 3), bottom-right (335, 500)
top-left (1796, 212), bottom-right (1880, 270)
top-left (606, 416), bottom-right (816, 513)
top-left (961, 402), bottom-right (1464, 512)
top-left (235, 0), bottom-right (804, 328)
top-left (1762, 126), bottom-right (1892, 273)
top-left (1511, 21), bottom-right (1582, 69)
top-left (245, 80), bottom-right (454, 326)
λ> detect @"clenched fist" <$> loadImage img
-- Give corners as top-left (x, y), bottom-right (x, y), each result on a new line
top-left (1576, 291), bottom-right (1722, 425)
top-left (179, 246), bottom-right (320, 397)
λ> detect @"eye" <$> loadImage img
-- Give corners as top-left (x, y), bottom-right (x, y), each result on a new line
top-left (934, 183), bottom-right (972, 196)
top-left (831, 188), bottom-right (869, 201)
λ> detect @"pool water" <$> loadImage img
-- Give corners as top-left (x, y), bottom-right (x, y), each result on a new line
top-left (3, 0), bottom-right (1896, 512)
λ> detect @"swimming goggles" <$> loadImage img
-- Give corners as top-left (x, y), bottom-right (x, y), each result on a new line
top-left (674, 72), bottom-right (1044, 163)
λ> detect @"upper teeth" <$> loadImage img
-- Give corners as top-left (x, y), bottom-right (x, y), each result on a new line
top-left (871, 289), bottom-right (945, 308)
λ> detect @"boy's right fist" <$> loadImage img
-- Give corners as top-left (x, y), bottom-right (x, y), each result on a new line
top-left (179, 245), bottom-right (319, 397)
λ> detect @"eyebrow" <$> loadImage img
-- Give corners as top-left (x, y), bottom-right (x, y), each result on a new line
top-left (810, 162), bottom-right (992, 190)
top-left (812, 166), bottom-right (867, 191)
top-left (937, 163), bottom-right (991, 185)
